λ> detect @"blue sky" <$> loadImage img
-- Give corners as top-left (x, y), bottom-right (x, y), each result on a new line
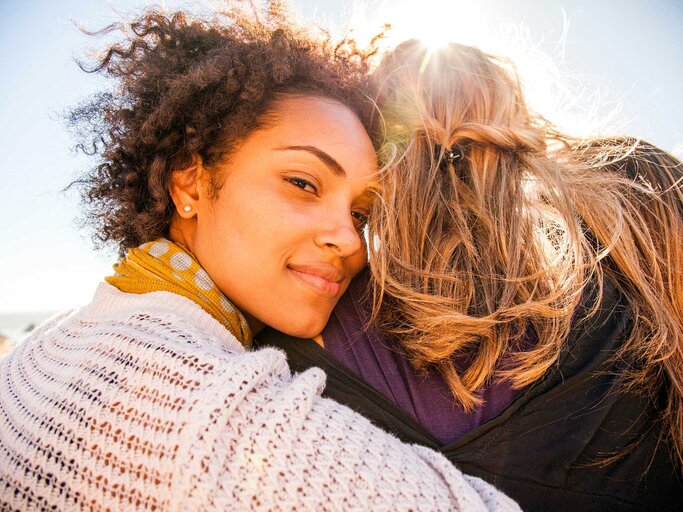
top-left (0, 0), bottom-right (681, 314)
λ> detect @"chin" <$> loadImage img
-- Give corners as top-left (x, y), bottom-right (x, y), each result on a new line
top-left (277, 314), bottom-right (329, 340)
top-left (287, 324), bottom-right (326, 340)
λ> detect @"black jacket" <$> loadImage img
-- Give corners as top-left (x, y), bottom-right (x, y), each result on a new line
top-left (256, 280), bottom-right (683, 511)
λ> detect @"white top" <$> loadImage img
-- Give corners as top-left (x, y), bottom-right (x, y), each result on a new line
top-left (0, 283), bottom-right (519, 511)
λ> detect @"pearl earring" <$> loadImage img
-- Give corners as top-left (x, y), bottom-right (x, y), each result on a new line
top-left (183, 205), bottom-right (192, 213)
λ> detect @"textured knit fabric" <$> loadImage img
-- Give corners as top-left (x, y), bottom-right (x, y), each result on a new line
top-left (106, 238), bottom-right (252, 346)
top-left (322, 271), bottom-right (524, 444)
top-left (0, 283), bottom-right (519, 511)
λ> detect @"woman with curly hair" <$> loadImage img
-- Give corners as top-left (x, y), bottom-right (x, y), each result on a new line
top-left (0, 7), bottom-right (519, 511)
top-left (259, 41), bottom-right (683, 510)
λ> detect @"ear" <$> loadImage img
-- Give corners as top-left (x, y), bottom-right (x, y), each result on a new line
top-left (170, 155), bottom-right (204, 218)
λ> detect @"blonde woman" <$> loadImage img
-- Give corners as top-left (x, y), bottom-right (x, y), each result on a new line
top-left (259, 41), bottom-right (683, 510)
top-left (0, 8), bottom-right (520, 511)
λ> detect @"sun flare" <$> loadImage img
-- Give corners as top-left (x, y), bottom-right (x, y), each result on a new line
top-left (341, 0), bottom-right (604, 138)
top-left (346, 0), bottom-right (494, 53)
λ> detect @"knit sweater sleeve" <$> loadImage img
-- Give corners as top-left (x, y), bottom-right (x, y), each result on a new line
top-left (177, 348), bottom-right (518, 511)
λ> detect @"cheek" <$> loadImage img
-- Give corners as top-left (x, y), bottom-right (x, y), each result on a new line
top-left (214, 192), bottom-right (292, 248)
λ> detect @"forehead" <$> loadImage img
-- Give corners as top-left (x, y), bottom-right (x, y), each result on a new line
top-left (266, 95), bottom-right (366, 141)
top-left (247, 95), bottom-right (378, 180)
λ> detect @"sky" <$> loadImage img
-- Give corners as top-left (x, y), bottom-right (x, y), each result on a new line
top-left (0, 0), bottom-right (682, 314)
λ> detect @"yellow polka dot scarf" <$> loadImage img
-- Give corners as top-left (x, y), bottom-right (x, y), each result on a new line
top-left (106, 238), bottom-right (252, 347)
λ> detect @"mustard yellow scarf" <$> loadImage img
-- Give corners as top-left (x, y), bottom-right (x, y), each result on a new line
top-left (106, 239), bottom-right (252, 347)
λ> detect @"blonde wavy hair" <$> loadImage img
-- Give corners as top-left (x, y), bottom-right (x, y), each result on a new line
top-left (368, 40), bottom-right (683, 465)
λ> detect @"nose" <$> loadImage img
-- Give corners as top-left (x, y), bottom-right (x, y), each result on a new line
top-left (314, 211), bottom-right (363, 258)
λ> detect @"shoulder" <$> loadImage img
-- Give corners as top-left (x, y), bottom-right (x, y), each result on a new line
top-left (77, 282), bottom-right (301, 399)
top-left (0, 283), bottom-right (328, 509)
top-left (561, 276), bottom-right (631, 367)
top-left (3, 281), bottom-right (304, 415)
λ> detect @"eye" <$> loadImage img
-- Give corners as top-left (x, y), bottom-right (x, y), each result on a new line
top-left (287, 176), bottom-right (317, 194)
top-left (351, 210), bottom-right (369, 229)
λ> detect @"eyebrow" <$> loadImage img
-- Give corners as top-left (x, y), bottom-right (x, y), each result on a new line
top-left (276, 145), bottom-right (346, 177)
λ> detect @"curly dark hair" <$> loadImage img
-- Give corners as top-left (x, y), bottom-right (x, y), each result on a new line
top-left (69, 1), bottom-right (379, 255)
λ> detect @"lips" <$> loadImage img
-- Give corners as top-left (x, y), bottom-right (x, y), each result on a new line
top-left (288, 263), bottom-right (347, 297)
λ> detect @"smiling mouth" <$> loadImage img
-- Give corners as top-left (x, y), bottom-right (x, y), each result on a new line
top-left (288, 263), bottom-right (346, 297)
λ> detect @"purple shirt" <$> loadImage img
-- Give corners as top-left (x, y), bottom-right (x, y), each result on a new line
top-left (322, 271), bottom-right (524, 445)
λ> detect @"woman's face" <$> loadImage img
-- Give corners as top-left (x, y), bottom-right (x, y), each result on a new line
top-left (175, 95), bottom-right (377, 338)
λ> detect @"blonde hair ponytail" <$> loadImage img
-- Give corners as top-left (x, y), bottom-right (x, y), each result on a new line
top-left (369, 40), bottom-right (683, 464)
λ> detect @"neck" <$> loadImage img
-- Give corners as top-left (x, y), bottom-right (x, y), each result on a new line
top-left (242, 312), bottom-right (265, 336)
top-left (168, 214), bottom-right (195, 253)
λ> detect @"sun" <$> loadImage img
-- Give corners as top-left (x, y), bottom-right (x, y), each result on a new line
top-left (345, 0), bottom-right (495, 53)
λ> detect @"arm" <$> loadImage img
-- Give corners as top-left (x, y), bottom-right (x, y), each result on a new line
top-left (177, 349), bottom-right (519, 511)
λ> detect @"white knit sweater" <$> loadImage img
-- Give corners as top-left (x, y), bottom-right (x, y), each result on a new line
top-left (0, 283), bottom-right (519, 511)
